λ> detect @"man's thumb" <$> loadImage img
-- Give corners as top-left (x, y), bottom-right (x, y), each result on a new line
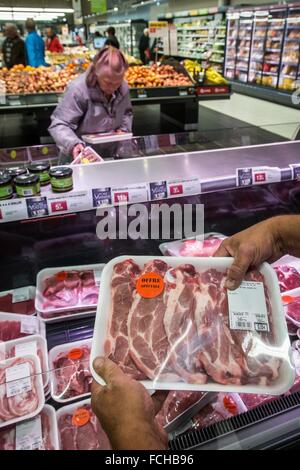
top-left (93, 356), bottom-right (124, 384)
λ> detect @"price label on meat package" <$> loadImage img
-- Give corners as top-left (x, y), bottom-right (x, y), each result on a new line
top-left (12, 287), bottom-right (30, 304)
top-left (167, 178), bottom-right (201, 197)
top-left (20, 317), bottom-right (39, 335)
top-left (16, 416), bottom-right (43, 450)
top-left (15, 341), bottom-right (37, 357)
top-left (236, 167), bottom-right (281, 187)
top-left (5, 362), bottom-right (32, 398)
top-left (227, 281), bottom-right (270, 332)
top-left (112, 184), bottom-right (149, 205)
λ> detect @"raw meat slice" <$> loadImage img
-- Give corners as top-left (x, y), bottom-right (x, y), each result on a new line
top-left (0, 321), bottom-right (28, 342)
top-left (127, 259), bottom-right (179, 381)
top-left (285, 297), bottom-right (300, 323)
top-left (52, 345), bottom-right (92, 399)
top-left (179, 238), bottom-right (224, 257)
top-left (105, 259), bottom-right (146, 379)
top-left (163, 265), bottom-right (207, 384)
top-left (274, 265), bottom-right (300, 292)
top-left (42, 269), bottom-right (99, 310)
top-left (238, 393), bottom-right (277, 410)
top-left (0, 410), bottom-right (54, 450)
top-left (191, 393), bottom-right (242, 430)
top-left (156, 391), bottom-right (205, 428)
top-left (0, 293), bottom-right (35, 316)
top-left (0, 357), bottom-right (39, 422)
top-left (58, 404), bottom-right (111, 450)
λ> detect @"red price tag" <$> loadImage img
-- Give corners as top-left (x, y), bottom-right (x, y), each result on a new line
top-left (170, 184), bottom-right (183, 196)
top-left (51, 201), bottom-right (68, 212)
top-left (114, 192), bottom-right (129, 203)
top-left (254, 173), bottom-right (266, 183)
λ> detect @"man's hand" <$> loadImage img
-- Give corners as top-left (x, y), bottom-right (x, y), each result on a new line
top-left (91, 357), bottom-right (168, 450)
top-left (214, 217), bottom-right (284, 290)
top-left (72, 143), bottom-right (85, 160)
top-left (115, 129), bottom-right (126, 134)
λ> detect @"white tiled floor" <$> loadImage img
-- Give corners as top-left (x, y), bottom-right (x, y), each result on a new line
top-left (200, 93), bottom-right (300, 139)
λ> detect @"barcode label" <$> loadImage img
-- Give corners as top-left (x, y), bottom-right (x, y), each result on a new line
top-left (16, 416), bottom-right (42, 450)
top-left (228, 281), bottom-right (270, 332)
top-left (5, 362), bottom-right (32, 398)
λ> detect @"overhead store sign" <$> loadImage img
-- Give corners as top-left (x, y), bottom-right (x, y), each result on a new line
top-left (91, 0), bottom-right (107, 14)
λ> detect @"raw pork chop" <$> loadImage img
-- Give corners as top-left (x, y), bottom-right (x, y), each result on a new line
top-left (156, 391), bottom-right (205, 428)
top-left (58, 404), bottom-right (111, 450)
top-left (274, 265), bottom-right (300, 292)
top-left (105, 259), bottom-right (146, 379)
top-left (127, 259), bottom-right (179, 381)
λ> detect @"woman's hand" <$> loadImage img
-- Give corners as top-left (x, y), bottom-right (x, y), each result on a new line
top-left (91, 357), bottom-right (168, 450)
top-left (214, 217), bottom-right (284, 290)
top-left (72, 143), bottom-right (85, 160)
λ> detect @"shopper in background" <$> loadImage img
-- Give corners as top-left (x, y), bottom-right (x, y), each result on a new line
top-left (139, 28), bottom-right (150, 64)
top-left (90, 214), bottom-right (300, 450)
top-left (75, 32), bottom-right (83, 45)
top-left (49, 46), bottom-right (133, 159)
top-left (45, 27), bottom-right (63, 53)
top-left (2, 24), bottom-right (25, 69)
top-left (25, 19), bottom-right (46, 67)
top-left (105, 27), bottom-right (120, 49)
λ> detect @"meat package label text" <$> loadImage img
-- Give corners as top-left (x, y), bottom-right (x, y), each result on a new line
top-left (227, 281), bottom-right (270, 332)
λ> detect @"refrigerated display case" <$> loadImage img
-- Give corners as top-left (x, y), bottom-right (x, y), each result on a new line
top-left (0, 133), bottom-right (299, 450)
top-left (224, 3), bottom-right (300, 108)
top-left (94, 20), bottom-right (147, 57)
top-left (158, 8), bottom-right (226, 73)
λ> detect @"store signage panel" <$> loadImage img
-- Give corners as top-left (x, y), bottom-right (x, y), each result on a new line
top-left (92, 187), bottom-right (112, 208)
top-left (0, 199), bottom-right (28, 223)
top-left (149, 181), bottom-right (168, 200)
top-left (26, 197), bottom-right (48, 218)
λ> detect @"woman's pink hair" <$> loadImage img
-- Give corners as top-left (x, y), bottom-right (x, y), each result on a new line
top-left (86, 46), bottom-right (128, 88)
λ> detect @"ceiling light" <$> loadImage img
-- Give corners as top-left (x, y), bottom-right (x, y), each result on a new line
top-left (44, 8), bottom-right (74, 13)
top-left (13, 8), bottom-right (44, 12)
top-left (114, 7), bottom-right (119, 11)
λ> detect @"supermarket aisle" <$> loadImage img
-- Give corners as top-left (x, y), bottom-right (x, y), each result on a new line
top-left (200, 93), bottom-right (300, 140)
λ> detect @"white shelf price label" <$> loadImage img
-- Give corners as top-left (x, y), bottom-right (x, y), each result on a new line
top-left (167, 178), bottom-right (201, 197)
top-left (0, 199), bottom-right (27, 223)
top-left (48, 191), bottom-right (90, 215)
top-left (112, 184), bottom-right (149, 205)
top-left (290, 164), bottom-right (300, 181)
top-left (236, 166), bottom-right (281, 187)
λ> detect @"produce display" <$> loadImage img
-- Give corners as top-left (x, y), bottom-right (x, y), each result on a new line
top-left (104, 258), bottom-right (282, 388)
top-left (0, 63), bottom-right (87, 94)
top-left (125, 64), bottom-right (193, 88)
top-left (46, 46), bottom-right (91, 65)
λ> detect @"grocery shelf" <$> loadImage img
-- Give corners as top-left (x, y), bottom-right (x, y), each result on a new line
top-left (230, 80), bottom-right (300, 109)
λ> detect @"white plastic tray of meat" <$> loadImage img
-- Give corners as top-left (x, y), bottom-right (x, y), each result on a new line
top-left (0, 335), bottom-right (49, 388)
top-left (91, 256), bottom-right (295, 395)
top-left (35, 264), bottom-right (105, 319)
top-left (0, 405), bottom-right (59, 450)
top-left (56, 399), bottom-right (111, 450)
top-left (49, 339), bottom-right (92, 403)
top-left (0, 313), bottom-right (45, 342)
top-left (159, 234), bottom-right (225, 257)
top-left (0, 354), bottom-right (45, 428)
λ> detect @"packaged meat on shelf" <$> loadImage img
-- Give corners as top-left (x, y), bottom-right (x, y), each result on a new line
top-left (0, 335), bottom-right (49, 388)
top-left (0, 287), bottom-right (36, 316)
top-left (0, 354), bottom-right (45, 428)
top-left (272, 256), bottom-right (300, 293)
top-left (0, 313), bottom-right (45, 342)
top-left (48, 338), bottom-right (92, 403)
top-left (56, 399), bottom-right (111, 450)
top-left (159, 233), bottom-right (225, 257)
top-left (91, 255), bottom-right (295, 395)
top-left (156, 391), bottom-right (216, 433)
top-left (0, 405), bottom-right (59, 450)
top-left (188, 393), bottom-right (247, 432)
top-left (282, 287), bottom-right (300, 328)
top-left (35, 263), bottom-right (105, 322)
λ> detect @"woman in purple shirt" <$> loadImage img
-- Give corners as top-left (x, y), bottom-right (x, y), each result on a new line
top-left (49, 46), bottom-right (133, 159)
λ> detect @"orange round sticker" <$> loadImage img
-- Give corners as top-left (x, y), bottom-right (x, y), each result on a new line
top-left (55, 271), bottom-right (67, 281)
top-left (282, 295), bottom-right (295, 304)
top-left (72, 408), bottom-right (90, 427)
top-left (68, 348), bottom-right (83, 360)
top-left (136, 272), bottom-right (165, 299)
